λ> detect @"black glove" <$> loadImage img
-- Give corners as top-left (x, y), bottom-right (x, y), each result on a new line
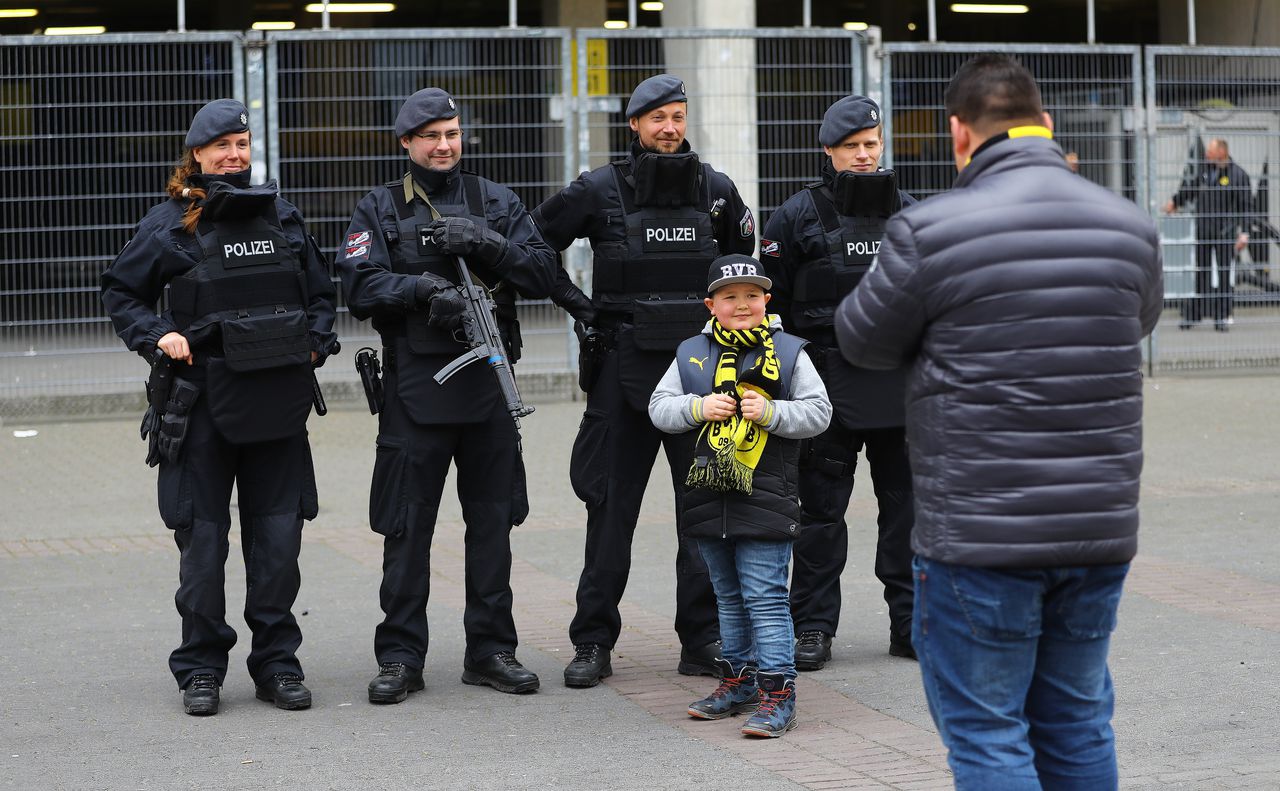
top-left (427, 216), bottom-right (508, 265)
top-left (415, 272), bottom-right (467, 330)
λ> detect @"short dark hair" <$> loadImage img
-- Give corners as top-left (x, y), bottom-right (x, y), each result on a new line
top-left (944, 54), bottom-right (1044, 135)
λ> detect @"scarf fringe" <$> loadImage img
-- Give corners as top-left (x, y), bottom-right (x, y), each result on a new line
top-left (685, 441), bottom-right (754, 494)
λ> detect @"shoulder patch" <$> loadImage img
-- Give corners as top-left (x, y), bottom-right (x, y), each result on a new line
top-left (761, 238), bottom-right (781, 258)
top-left (739, 208), bottom-right (755, 238)
top-left (345, 230), bottom-right (371, 260)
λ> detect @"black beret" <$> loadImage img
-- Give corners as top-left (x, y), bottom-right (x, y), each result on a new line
top-left (819, 95), bottom-right (882, 147)
top-left (626, 74), bottom-right (687, 119)
top-left (707, 254), bottom-right (771, 296)
top-left (394, 88), bottom-right (459, 138)
top-left (185, 99), bottom-right (249, 148)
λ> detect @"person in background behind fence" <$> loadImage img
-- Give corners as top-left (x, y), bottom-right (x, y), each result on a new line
top-left (335, 87), bottom-right (556, 703)
top-left (532, 74), bottom-right (757, 689)
top-left (99, 99), bottom-right (340, 716)
top-left (1164, 137), bottom-right (1252, 332)
top-left (760, 95), bottom-right (918, 670)
top-left (836, 55), bottom-right (1163, 789)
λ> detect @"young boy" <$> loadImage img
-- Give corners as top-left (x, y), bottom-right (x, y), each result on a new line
top-left (648, 254), bottom-right (832, 738)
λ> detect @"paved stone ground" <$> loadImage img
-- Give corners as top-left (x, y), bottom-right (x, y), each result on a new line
top-left (2, 373), bottom-right (1279, 790)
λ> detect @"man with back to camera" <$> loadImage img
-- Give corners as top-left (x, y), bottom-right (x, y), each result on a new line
top-left (760, 95), bottom-right (917, 670)
top-left (1163, 137), bottom-right (1252, 331)
top-left (532, 74), bottom-right (757, 688)
top-left (836, 55), bottom-right (1163, 789)
top-left (336, 87), bottom-right (556, 702)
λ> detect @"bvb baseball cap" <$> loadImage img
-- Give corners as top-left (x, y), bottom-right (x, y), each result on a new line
top-left (707, 254), bottom-right (772, 296)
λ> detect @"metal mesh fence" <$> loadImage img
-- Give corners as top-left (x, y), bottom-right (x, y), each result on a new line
top-left (1147, 47), bottom-right (1280, 371)
top-left (265, 28), bottom-right (574, 387)
top-left (0, 33), bottom-right (242, 415)
top-left (4, 33), bottom-right (1280, 420)
top-left (881, 44), bottom-right (1143, 203)
top-left (574, 29), bottom-right (867, 236)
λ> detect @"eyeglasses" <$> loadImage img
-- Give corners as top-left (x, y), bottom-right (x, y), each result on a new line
top-left (413, 130), bottom-right (463, 143)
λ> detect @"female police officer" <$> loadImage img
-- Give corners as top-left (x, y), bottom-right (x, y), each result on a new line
top-left (100, 99), bottom-right (339, 716)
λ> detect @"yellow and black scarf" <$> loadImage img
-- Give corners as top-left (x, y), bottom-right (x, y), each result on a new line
top-left (686, 317), bottom-right (783, 494)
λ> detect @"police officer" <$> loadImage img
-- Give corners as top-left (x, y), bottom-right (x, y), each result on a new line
top-left (337, 88), bottom-right (556, 701)
top-left (533, 74), bottom-right (757, 687)
top-left (760, 95), bottom-right (917, 669)
top-left (100, 99), bottom-right (340, 716)
top-left (1164, 137), bottom-right (1253, 331)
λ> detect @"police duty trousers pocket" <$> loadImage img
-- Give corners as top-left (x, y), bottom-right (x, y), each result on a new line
top-left (569, 409), bottom-right (609, 507)
top-left (157, 458), bottom-right (193, 530)
top-left (630, 300), bottom-right (707, 352)
top-left (221, 310), bottom-right (311, 372)
top-left (299, 441), bottom-right (319, 521)
top-left (369, 437), bottom-right (410, 538)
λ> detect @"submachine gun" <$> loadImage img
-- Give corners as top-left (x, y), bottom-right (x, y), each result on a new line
top-left (433, 254), bottom-right (535, 427)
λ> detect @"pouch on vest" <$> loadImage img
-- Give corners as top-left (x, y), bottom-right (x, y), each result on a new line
top-left (221, 309), bottom-right (311, 372)
top-left (204, 356), bottom-right (312, 444)
top-left (630, 299), bottom-right (708, 352)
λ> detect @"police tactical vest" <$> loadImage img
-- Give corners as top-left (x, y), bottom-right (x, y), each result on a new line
top-left (387, 172), bottom-right (489, 356)
top-left (675, 331), bottom-right (807, 542)
top-left (790, 185), bottom-right (887, 335)
top-left (592, 161), bottom-right (721, 351)
top-left (793, 185), bottom-right (908, 430)
top-left (168, 187), bottom-right (314, 443)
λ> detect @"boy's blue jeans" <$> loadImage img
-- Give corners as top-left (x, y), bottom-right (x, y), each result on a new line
top-left (695, 538), bottom-right (795, 678)
top-left (913, 556), bottom-right (1129, 791)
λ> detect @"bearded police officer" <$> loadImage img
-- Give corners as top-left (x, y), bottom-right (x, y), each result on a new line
top-left (760, 95), bottom-right (917, 669)
top-left (533, 74), bottom-right (756, 687)
top-left (101, 99), bottom-right (339, 715)
top-left (337, 88), bottom-right (556, 701)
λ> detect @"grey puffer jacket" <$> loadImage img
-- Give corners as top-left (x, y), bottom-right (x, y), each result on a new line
top-left (835, 134), bottom-right (1163, 569)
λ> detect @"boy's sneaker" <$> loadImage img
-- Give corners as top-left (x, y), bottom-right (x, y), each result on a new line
top-left (741, 672), bottom-right (797, 738)
top-left (688, 659), bottom-right (759, 720)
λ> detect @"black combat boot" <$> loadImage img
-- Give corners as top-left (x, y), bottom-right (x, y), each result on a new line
top-left (368, 662), bottom-right (425, 704)
top-left (182, 673), bottom-right (220, 716)
top-left (564, 643), bottom-right (612, 688)
top-left (462, 651), bottom-right (540, 694)
top-left (255, 672), bottom-right (312, 710)
top-left (794, 630), bottom-right (832, 671)
top-left (889, 630), bottom-right (917, 660)
top-left (677, 640), bottom-right (723, 677)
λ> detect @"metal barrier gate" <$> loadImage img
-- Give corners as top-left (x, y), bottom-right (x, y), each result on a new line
top-left (1145, 46), bottom-right (1280, 370)
top-left (3, 32), bottom-right (1280, 419)
top-left (0, 32), bottom-right (244, 414)
top-left (260, 28), bottom-right (575, 389)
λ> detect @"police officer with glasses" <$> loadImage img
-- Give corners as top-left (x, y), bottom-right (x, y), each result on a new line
top-left (760, 95), bottom-right (917, 670)
top-left (533, 74), bottom-right (757, 688)
top-left (100, 99), bottom-right (340, 716)
top-left (336, 88), bottom-right (556, 702)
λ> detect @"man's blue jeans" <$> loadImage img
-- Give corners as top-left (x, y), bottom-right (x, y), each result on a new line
top-left (696, 538), bottom-right (795, 678)
top-left (912, 556), bottom-right (1129, 791)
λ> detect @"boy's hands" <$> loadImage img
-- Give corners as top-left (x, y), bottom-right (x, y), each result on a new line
top-left (740, 389), bottom-right (767, 423)
top-left (701, 391), bottom-right (768, 423)
top-left (701, 393), bottom-right (738, 422)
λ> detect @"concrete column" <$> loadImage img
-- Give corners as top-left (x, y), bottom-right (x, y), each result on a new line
top-left (660, 0), bottom-right (759, 249)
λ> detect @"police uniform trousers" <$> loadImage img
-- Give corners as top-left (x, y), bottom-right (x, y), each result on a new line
top-left (371, 356), bottom-right (520, 669)
top-left (1183, 236), bottom-right (1235, 322)
top-left (790, 420), bottom-right (914, 642)
top-left (159, 387), bottom-right (315, 690)
top-left (568, 347), bottom-right (719, 650)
